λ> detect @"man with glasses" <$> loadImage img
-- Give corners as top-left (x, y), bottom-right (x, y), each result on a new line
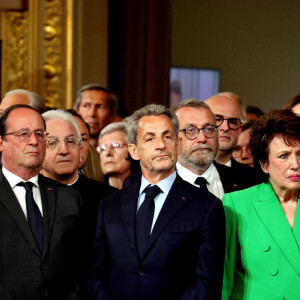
top-left (41, 109), bottom-right (116, 253)
top-left (174, 99), bottom-right (259, 199)
top-left (0, 104), bottom-right (85, 298)
top-left (205, 94), bottom-right (244, 166)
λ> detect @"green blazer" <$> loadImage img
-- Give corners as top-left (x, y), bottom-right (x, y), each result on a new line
top-left (222, 181), bottom-right (300, 300)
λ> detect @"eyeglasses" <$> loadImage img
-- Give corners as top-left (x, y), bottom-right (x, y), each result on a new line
top-left (3, 129), bottom-right (48, 143)
top-left (232, 145), bottom-right (252, 158)
top-left (98, 143), bottom-right (127, 154)
top-left (215, 115), bottom-right (242, 130)
top-left (46, 136), bottom-right (82, 150)
top-left (179, 125), bottom-right (217, 140)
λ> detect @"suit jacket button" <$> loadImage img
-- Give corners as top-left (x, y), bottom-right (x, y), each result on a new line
top-left (138, 269), bottom-right (144, 276)
top-left (44, 291), bottom-right (48, 297)
top-left (262, 244), bottom-right (270, 252)
top-left (41, 264), bottom-right (48, 270)
top-left (269, 267), bottom-right (278, 276)
top-left (130, 243), bottom-right (134, 249)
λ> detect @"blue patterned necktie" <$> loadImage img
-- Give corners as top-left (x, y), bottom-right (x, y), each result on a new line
top-left (18, 181), bottom-right (43, 253)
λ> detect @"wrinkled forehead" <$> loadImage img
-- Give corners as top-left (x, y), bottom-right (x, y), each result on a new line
top-left (207, 97), bottom-right (241, 119)
top-left (46, 118), bottom-right (78, 138)
top-left (176, 106), bottom-right (216, 127)
top-left (137, 115), bottom-right (176, 136)
top-left (6, 107), bottom-right (45, 130)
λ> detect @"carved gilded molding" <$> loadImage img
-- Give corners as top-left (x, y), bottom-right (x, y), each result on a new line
top-left (1, 0), bottom-right (73, 108)
top-left (1, 10), bottom-right (29, 92)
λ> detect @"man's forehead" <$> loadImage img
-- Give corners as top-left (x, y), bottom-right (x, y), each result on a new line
top-left (81, 90), bottom-right (109, 102)
top-left (46, 119), bottom-right (77, 136)
top-left (177, 106), bottom-right (215, 125)
top-left (206, 96), bottom-right (241, 118)
top-left (137, 115), bottom-right (175, 133)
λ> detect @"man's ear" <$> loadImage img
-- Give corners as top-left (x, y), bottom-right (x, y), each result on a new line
top-left (0, 136), bottom-right (4, 152)
top-left (259, 160), bottom-right (269, 174)
top-left (128, 144), bottom-right (140, 161)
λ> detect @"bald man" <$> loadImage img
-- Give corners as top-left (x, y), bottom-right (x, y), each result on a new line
top-left (0, 89), bottom-right (45, 114)
top-left (205, 95), bottom-right (243, 166)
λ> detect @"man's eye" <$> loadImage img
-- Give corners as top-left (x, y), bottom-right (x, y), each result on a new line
top-left (20, 131), bottom-right (29, 137)
top-left (36, 131), bottom-right (44, 137)
top-left (48, 140), bottom-right (57, 146)
top-left (66, 138), bottom-right (76, 144)
top-left (279, 154), bottom-right (288, 159)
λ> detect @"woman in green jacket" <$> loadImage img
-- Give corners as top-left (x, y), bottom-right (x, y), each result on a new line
top-left (222, 109), bottom-right (300, 300)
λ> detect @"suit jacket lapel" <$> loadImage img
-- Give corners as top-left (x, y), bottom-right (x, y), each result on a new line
top-left (254, 182), bottom-right (300, 276)
top-left (120, 180), bottom-right (141, 256)
top-left (0, 171), bottom-right (41, 255)
top-left (38, 175), bottom-right (56, 259)
top-left (143, 176), bottom-right (191, 259)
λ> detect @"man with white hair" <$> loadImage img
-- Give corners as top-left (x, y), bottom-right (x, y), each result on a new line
top-left (0, 89), bottom-right (46, 114)
top-left (41, 109), bottom-right (116, 252)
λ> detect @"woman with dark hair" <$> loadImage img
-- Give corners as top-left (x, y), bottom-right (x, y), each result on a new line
top-left (284, 93), bottom-right (300, 114)
top-left (232, 120), bottom-right (255, 167)
top-left (222, 109), bottom-right (300, 299)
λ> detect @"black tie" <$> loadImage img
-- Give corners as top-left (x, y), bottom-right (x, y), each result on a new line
top-left (194, 177), bottom-right (209, 192)
top-left (18, 182), bottom-right (43, 253)
top-left (136, 185), bottom-right (161, 257)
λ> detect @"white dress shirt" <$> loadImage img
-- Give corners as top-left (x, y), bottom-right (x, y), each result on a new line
top-left (2, 166), bottom-right (43, 218)
top-left (137, 171), bottom-right (176, 232)
top-left (176, 162), bottom-right (225, 200)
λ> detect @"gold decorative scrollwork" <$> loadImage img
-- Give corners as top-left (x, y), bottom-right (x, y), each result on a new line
top-left (2, 10), bottom-right (29, 92)
top-left (43, 0), bottom-right (65, 108)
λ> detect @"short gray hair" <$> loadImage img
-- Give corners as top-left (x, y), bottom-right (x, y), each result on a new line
top-left (4, 89), bottom-right (46, 113)
top-left (73, 84), bottom-right (118, 115)
top-left (127, 104), bottom-right (179, 144)
top-left (98, 122), bottom-right (128, 145)
top-left (42, 109), bottom-right (81, 139)
top-left (172, 98), bottom-right (211, 113)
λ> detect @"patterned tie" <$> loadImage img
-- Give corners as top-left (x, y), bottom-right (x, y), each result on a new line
top-left (194, 177), bottom-right (209, 192)
top-left (136, 185), bottom-right (161, 257)
top-left (18, 182), bottom-right (43, 253)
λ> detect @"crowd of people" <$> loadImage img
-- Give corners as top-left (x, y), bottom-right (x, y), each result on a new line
top-left (0, 86), bottom-right (299, 299)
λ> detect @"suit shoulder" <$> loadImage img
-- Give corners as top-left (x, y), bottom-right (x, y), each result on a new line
top-left (175, 175), bottom-right (222, 208)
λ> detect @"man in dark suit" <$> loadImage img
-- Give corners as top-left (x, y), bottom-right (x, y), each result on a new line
top-left (88, 104), bottom-right (225, 299)
top-left (40, 109), bottom-right (116, 252)
top-left (174, 99), bottom-right (260, 199)
top-left (0, 104), bottom-right (84, 299)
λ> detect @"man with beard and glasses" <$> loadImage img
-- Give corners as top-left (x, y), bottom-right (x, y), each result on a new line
top-left (174, 99), bottom-right (259, 199)
top-left (88, 104), bottom-right (225, 300)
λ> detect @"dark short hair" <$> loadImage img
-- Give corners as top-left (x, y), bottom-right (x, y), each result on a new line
top-left (74, 84), bottom-right (118, 115)
top-left (0, 104), bottom-right (46, 137)
top-left (64, 108), bottom-right (90, 135)
top-left (241, 119), bottom-right (255, 132)
top-left (246, 105), bottom-right (264, 118)
top-left (284, 93), bottom-right (300, 110)
top-left (127, 104), bottom-right (179, 145)
top-left (250, 109), bottom-right (300, 181)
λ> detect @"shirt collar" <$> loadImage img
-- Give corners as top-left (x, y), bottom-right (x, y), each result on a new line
top-left (2, 166), bottom-right (39, 188)
top-left (176, 161), bottom-right (215, 186)
top-left (139, 171), bottom-right (177, 196)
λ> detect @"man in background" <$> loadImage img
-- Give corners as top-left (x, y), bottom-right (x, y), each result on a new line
top-left (74, 84), bottom-right (118, 148)
top-left (174, 99), bottom-right (259, 200)
top-left (40, 109), bottom-right (116, 252)
top-left (0, 89), bottom-right (46, 114)
top-left (205, 93), bottom-right (247, 169)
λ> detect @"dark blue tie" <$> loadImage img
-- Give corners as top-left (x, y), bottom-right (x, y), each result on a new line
top-left (18, 182), bottom-right (44, 253)
top-left (136, 185), bottom-right (161, 257)
top-left (195, 177), bottom-right (209, 192)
